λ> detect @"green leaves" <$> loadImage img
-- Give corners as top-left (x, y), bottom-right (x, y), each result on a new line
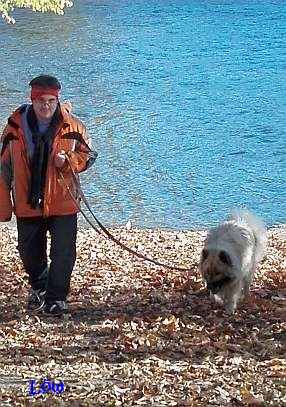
top-left (0, 0), bottom-right (73, 24)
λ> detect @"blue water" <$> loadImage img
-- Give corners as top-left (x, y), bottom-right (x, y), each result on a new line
top-left (0, 0), bottom-right (285, 229)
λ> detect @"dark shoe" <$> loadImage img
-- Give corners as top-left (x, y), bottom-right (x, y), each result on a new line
top-left (27, 289), bottom-right (46, 311)
top-left (43, 301), bottom-right (68, 316)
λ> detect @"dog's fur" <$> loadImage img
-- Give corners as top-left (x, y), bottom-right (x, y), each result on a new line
top-left (199, 209), bottom-right (267, 314)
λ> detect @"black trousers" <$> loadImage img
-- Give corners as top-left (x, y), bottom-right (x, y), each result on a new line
top-left (16, 214), bottom-right (77, 302)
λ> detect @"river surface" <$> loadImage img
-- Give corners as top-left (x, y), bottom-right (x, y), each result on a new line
top-left (0, 0), bottom-right (285, 229)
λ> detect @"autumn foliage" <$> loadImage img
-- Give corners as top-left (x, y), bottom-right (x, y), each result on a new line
top-left (0, 224), bottom-right (285, 405)
top-left (0, 0), bottom-right (73, 24)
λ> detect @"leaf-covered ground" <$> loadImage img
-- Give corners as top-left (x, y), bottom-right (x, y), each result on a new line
top-left (0, 223), bottom-right (285, 406)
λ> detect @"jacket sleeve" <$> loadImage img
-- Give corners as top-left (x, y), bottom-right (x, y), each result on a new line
top-left (63, 122), bottom-right (98, 174)
top-left (0, 128), bottom-right (13, 221)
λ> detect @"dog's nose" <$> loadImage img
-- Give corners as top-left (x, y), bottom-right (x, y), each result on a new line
top-left (207, 282), bottom-right (220, 294)
top-left (207, 281), bottom-right (217, 291)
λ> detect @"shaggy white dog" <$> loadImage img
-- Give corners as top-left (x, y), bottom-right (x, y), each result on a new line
top-left (199, 209), bottom-right (267, 314)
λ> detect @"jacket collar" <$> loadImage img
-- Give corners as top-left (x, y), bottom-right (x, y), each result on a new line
top-left (8, 102), bottom-right (73, 130)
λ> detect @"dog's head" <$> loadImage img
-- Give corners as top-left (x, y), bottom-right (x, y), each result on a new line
top-left (199, 248), bottom-right (234, 294)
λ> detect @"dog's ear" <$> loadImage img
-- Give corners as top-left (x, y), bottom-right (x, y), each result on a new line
top-left (201, 249), bottom-right (209, 263)
top-left (219, 250), bottom-right (232, 266)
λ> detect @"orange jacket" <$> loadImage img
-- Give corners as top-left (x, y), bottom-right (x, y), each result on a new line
top-left (0, 102), bottom-right (96, 221)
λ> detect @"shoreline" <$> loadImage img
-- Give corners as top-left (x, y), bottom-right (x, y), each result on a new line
top-left (1, 213), bottom-right (285, 235)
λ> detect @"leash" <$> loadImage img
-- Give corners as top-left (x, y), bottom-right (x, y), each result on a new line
top-left (58, 156), bottom-right (191, 272)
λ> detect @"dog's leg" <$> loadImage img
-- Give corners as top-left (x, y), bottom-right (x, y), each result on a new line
top-left (224, 281), bottom-right (243, 315)
top-left (242, 265), bottom-right (256, 300)
top-left (242, 277), bottom-right (251, 300)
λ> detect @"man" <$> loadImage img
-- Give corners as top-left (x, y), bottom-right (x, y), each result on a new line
top-left (0, 75), bottom-right (97, 316)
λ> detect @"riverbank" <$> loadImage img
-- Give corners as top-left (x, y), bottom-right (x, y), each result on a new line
top-left (0, 224), bottom-right (285, 405)
top-left (4, 212), bottom-right (286, 235)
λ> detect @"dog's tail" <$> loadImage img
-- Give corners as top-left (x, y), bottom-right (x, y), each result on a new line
top-left (229, 208), bottom-right (267, 262)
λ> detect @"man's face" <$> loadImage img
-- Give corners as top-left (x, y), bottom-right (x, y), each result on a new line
top-left (32, 94), bottom-right (58, 122)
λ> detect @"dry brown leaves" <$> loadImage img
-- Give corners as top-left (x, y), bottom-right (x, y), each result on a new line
top-left (0, 223), bottom-right (285, 406)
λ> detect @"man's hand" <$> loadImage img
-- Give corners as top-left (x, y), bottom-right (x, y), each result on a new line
top-left (54, 150), bottom-right (66, 168)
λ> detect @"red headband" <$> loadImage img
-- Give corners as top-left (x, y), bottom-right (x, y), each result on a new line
top-left (30, 86), bottom-right (59, 101)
